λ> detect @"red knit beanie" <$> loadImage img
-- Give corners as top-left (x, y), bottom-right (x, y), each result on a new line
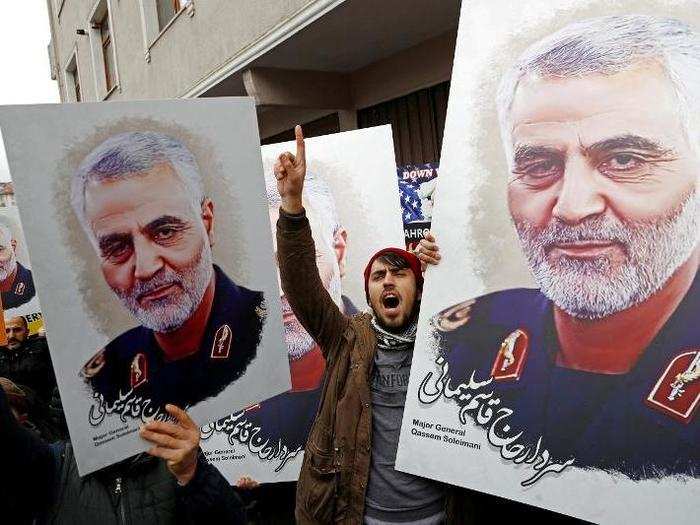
top-left (363, 247), bottom-right (423, 301)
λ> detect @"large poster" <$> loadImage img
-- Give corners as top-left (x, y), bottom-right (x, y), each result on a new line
top-left (396, 1), bottom-right (699, 523)
top-left (0, 98), bottom-right (290, 475)
top-left (201, 125), bottom-right (405, 483)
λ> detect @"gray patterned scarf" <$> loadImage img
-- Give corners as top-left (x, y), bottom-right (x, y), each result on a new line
top-left (370, 316), bottom-right (418, 352)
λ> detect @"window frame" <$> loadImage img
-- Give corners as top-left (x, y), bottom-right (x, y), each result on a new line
top-left (99, 13), bottom-right (115, 92)
top-left (139, 0), bottom-right (194, 61)
top-left (87, 0), bottom-right (120, 100)
top-left (63, 47), bottom-right (83, 103)
top-left (157, 0), bottom-right (184, 31)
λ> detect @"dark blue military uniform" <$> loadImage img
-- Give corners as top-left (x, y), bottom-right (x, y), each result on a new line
top-left (82, 265), bottom-right (266, 410)
top-left (242, 296), bottom-right (358, 450)
top-left (434, 271), bottom-right (699, 479)
top-left (1, 262), bottom-right (36, 310)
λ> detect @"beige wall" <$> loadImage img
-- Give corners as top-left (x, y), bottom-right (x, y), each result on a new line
top-left (255, 30), bottom-right (455, 139)
top-left (350, 30), bottom-right (455, 109)
top-left (47, 0), bottom-right (455, 141)
top-left (48, 0), bottom-right (315, 102)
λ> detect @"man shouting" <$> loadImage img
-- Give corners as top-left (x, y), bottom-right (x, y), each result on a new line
top-left (274, 126), bottom-right (459, 524)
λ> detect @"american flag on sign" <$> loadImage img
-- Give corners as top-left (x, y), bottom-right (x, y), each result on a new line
top-left (398, 180), bottom-right (424, 223)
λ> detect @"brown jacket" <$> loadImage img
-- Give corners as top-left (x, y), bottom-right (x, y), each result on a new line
top-left (277, 211), bottom-right (474, 525)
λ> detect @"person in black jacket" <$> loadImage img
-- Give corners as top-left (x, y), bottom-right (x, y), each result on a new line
top-left (0, 316), bottom-right (57, 401)
top-left (0, 380), bottom-right (246, 525)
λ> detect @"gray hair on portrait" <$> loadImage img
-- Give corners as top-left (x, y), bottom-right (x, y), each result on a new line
top-left (496, 14), bottom-right (700, 160)
top-left (265, 170), bottom-right (342, 240)
top-left (70, 131), bottom-right (206, 241)
top-left (0, 215), bottom-right (15, 243)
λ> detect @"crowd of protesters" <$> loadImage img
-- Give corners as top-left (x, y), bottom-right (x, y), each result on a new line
top-left (0, 127), bottom-right (572, 525)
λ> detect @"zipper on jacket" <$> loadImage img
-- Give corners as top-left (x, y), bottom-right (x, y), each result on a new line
top-left (113, 476), bottom-right (126, 525)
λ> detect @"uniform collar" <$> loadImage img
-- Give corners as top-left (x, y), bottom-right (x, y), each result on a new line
top-left (537, 270), bottom-right (699, 373)
top-left (538, 270), bottom-right (700, 433)
top-left (624, 270), bottom-right (699, 433)
top-left (142, 265), bottom-right (251, 363)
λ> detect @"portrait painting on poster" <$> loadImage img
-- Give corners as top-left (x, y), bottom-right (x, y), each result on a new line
top-left (0, 203), bottom-right (45, 352)
top-left (0, 204), bottom-right (44, 340)
top-left (200, 125), bottom-right (405, 483)
top-left (395, 1), bottom-right (699, 523)
top-left (0, 98), bottom-right (290, 475)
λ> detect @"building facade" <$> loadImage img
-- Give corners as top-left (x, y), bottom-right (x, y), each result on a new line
top-left (47, 0), bottom-right (459, 164)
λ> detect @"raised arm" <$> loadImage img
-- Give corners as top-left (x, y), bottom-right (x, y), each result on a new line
top-left (275, 126), bottom-right (349, 360)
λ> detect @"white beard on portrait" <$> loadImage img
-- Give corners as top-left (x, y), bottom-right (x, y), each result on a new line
top-left (0, 249), bottom-right (17, 282)
top-left (111, 243), bottom-right (214, 333)
top-left (282, 274), bottom-right (342, 360)
top-left (515, 190), bottom-right (698, 320)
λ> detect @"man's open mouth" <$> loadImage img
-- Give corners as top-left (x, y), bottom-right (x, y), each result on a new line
top-left (382, 293), bottom-right (400, 309)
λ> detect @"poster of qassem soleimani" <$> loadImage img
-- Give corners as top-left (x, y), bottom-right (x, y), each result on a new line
top-left (200, 125), bottom-right (405, 483)
top-left (395, 1), bottom-right (699, 523)
top-left (0, 98), bottom-right (290, 475)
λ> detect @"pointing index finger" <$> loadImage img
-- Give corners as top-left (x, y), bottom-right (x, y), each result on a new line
top-left (295, 125), bottom-right (306, 165)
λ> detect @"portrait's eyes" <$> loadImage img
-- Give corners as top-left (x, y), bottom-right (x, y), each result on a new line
top-left (153, 227), bottom-right (178, 242)
top-left (102, 241), bottom-right (131, 263)
top-left (148, 220), bottom-right (188, 244)
top-left (598, 153), bottom-right (645, 177)
top-left (526, 160), bottom-right (561, 179)
top-left (513, 158), bottom-right (563, 187)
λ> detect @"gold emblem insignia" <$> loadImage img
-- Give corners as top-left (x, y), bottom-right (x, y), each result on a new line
top-left (668, 352), bottom-right (700, 400)
top-left (81, 349), bottom-right (106, 379)
top-left (255, 299), bottom-right (267, 320)
top-left (211, 324), bottom-right (233, 359)
top-left (491, 329), bottom-right (529, 381)
top-left (130, 353), bottom-right (148, 389)
top-left (646, 350), bottom-right (700, 423)
top-left (433, 299), bottom-right (475, 332)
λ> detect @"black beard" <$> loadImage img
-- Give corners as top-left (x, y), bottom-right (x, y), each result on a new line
top-left (378, 298), bottom-right (421, 334)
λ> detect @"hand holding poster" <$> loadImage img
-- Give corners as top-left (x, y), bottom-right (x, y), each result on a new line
top-left (0, 98), bottom-right (290, 475)
top-left (396, 1), bottom-right (699, 523)
top-left (201, 125), bottom-right (405, 483)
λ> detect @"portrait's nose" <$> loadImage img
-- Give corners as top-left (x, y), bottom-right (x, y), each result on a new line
top-left (133, 237), bottom-right (164, 281)
top-left (552, 158), bottom-right (607, 224)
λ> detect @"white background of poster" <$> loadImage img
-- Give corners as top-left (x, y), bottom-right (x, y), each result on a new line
top-left (265, 126), bottom-right (406, 308)
top-left (201, 125), bottom-right (404, 483)
top-left (395, 1), bottom-right (699, 523)
top-left (0, 98), bottom-right (290, 475)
